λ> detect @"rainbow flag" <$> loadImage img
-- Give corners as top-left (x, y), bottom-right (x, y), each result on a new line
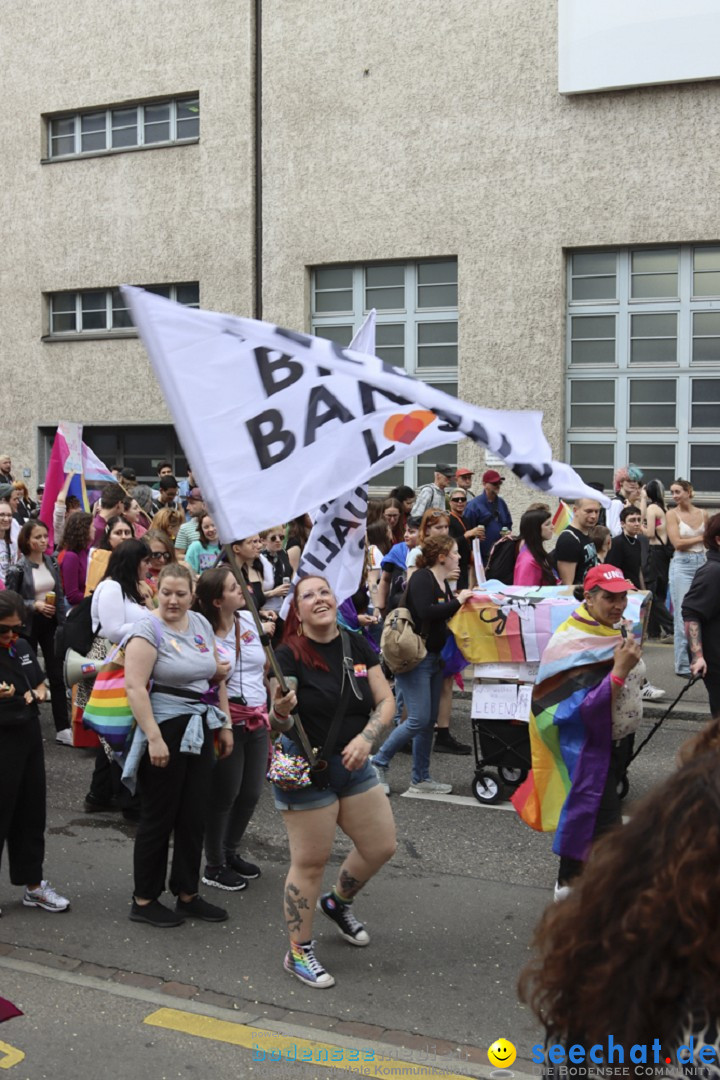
top-left (552, 500), bottom-right (572, 535)
top-left (511, 604), bottom-right (621, 859)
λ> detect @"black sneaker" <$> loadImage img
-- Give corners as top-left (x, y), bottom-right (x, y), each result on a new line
top-left (226, 854), bottom-right (261, 879)
top-left (84, 794), bottom-right (118, 813)
top-left (434, 733), bottom-right (471, 755)
top-left (176, 895), bottom-right (228, 922)
top-left (129, 899), bottom-right (185, 928)
top-left (202, 865), bottom-right (248, 891)
top-left (318, 893), bottom-right (369, 946)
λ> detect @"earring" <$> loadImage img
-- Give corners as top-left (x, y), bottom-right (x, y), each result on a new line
top-left (297, 622), bottom-right (303, 637)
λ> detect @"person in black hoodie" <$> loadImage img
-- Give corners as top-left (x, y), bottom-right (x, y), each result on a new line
top-left (682, 512), bottom-right (720, 714)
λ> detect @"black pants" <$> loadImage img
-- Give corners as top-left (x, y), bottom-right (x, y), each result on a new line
top-left (0, 717), bottom-right (46, 886)
top-left (87, 745), bottom-right (139, 811)
top-left (558, 737), bottom-right (626, 885)
top-left (204, 726), bottom-right (268, 866)
top-left (704, 675), bottom-right (720, 717)
top-left (133, 714), bottom-right (215, 900)
top-left (28, 613), bottom-right (68, 732)
top-left (645, 544), bottom-right (673, 638)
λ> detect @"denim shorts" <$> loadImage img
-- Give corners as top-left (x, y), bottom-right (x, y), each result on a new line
top-left (272, 735), bottom-right (379, 811)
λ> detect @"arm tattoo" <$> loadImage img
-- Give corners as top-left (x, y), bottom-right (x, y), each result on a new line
top-left (339, 869), bottom-right (366, 900)
top-left (284, 882), bottom-right (309, 934)
top-left (359, 708), bottom-right (392, 750)
top-left (684, 619), bottom-right (704, 661)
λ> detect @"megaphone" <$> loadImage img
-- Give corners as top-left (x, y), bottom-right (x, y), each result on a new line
top-left (64, 649), bottom-right (102, 687)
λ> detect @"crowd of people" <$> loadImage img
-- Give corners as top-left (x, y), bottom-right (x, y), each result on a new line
top-left (0, 450), bottom-right (718, 1003)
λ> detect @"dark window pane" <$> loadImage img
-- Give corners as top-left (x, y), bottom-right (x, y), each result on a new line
top-left (693, 271), bottom-right (720, 297)
top-left (573, 252), bottom-right (616, 275)
top-left (315, 267), bottom-right (352, 291)
top-left (376, 323), bottom-right (404, 346)
top-left (369, 465), bottom-right (405, 490)
top-left (175, 283), bottom-right (199, 306)
top-left (315, 289), bottom-right (353, 313)
top-left (417, 260), bottom-right (457, 285)
top-left (572, 315), bottom-right (615, 339)
top-left (124, 430), bottom-right (170, 456)
top-left (366, 265), bottom-right (404, 287)
top-left (81, 291), bottom-right (107, 330)
top-left (692, 379), bottom-right (720, 402)
top-left (692, 338), bottom-right (720, 363)
top-left (314, 325), bottom-right (353, 346)
top-left (632, 313), bottom-right (676, 337)
top-left (112, 108), bottom-right (137, 147)
top-left (80, 111), bottom-right (106, 152)
top-left (570, 380), bottom-right (615, 404)
top-left (692, 404), bottom-right (720, 427)
top-left (177, 99), bottom-right (199, 120)
top-left (51, 135), bottom-right (75, 156)
top-left (632, 250), bottom-right (678, 273)
top-left (629, 380), bottom-right (676, 403)
top-left (631, 273), bottom-right (678, 298)
top-left (366, 287), bottom-right (405, 310)
top-left (568, 443), bottom-right (614, 489)
top-left (417, 344), bottom-right (457, 367)
top-left (630, 339), bottom-right (676, 364)
top-left (176, 116), bottom-right (199, 139)
top-left (144, 285), bottom-right (171, 298)
top-left (571, 340), bottom-right (615, 365)
top-left (627, 444), bottom-right (676, 479)
top-left (693, 312), bottom-right (720, 336)
top-left (145, 103), bottom-right (170, 125)
top-left (144, 121), bottom-right (171, 144)
top-left (52, 311), bottom-right (77, 333)
top-left (51, 117), bottom-right (74, 139)
top-left (694, 247), bottom-right (720, 272)
top-left (416, 283), bottom-right (457, 308)
top-left (571, 276), bottom-right (617, 301)
top-left (690, 444), bottom-right (720, 492)
top-left (629, 404), bottom-right (676, 428)
top-left (571, 404), bottom-right (614, 427)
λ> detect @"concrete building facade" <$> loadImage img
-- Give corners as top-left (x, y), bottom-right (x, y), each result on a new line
top-left (3, 0), bottom-right (720, 502)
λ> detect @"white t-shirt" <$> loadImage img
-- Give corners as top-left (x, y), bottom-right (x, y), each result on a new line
top-left (91, 579), bottom-right (149, 643)
top-left (214, 612), bottom-right (266, 707)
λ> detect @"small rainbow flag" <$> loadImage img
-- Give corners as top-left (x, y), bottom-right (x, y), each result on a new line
top-left (552, 500), bottom-right (572, 535)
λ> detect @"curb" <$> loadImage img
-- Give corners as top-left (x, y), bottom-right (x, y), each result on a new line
top-left (0, 939), bottom-right (490, 1070)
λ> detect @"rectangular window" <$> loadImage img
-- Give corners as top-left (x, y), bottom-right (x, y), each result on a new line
top-left (311, 259), bottom-right (458, 489)
top-left (47, 96), bottom-right (199, 159)
top-left (567, 245), bottom-right (720, 494)
top-left (48, 282), bottom-right (199, 336)
top-left (41, 425), bottom-right (188, 486)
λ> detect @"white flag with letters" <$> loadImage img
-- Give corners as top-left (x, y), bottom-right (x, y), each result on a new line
top-left (123, 287), bottom-right (609, 543)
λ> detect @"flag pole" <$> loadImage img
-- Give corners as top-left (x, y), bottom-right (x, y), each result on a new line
top-left (222, 544), bottom-right (317, 765)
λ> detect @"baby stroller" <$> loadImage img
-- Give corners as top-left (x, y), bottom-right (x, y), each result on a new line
top-left (471, 717), bottom-right (531, 805)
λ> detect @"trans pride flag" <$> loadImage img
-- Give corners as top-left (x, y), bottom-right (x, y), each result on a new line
top-left (39, 425), bottom-right (114, 548)
top-left (511, 603), bottom-right (638, 860)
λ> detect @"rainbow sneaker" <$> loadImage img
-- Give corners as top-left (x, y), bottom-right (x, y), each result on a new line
top-left (283, 941), bottom-right (335, 989)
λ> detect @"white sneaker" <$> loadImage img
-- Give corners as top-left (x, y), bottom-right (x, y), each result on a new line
top-left (55, 728), bottom-right (74, 746)
top-left (640, 682), bottom-right (666, 701)
top-left (23, 881), bottom-right (70, 912)
top-left (407, 779), bottom-right (452, 795)
top-left (554, 881), bottom-right (571, 903)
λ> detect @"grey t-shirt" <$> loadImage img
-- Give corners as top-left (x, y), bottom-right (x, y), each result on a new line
top-left (129, 610), bottom-right (217, 694)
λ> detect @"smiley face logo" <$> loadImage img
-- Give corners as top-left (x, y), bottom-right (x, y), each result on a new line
top-left (488, 1039), bottom-right (517, 1068)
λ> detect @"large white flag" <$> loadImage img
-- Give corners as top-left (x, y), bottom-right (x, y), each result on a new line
top-left (124, 287), bottom-right (608, 542)
top-left (280, 314), bottom-right (376, 618)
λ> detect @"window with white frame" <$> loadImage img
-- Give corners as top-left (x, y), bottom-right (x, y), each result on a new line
top-left (311, 260), bottom-right (458, 491)
top-left (567, 246), bottom-right (720, 496)
top-left (47, 96), bottom-right (199, 159)
top-left (47, 283), bottom-right (199, 336)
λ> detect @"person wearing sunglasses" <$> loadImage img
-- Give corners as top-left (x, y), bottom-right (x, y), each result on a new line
top-left (0, 590), bottom-right (70, 913)
top-left (143, 529), bottom-right (178, 598)
top-left (447, 489), bottom-right (473, 591)
top-left (260, 527), bottom-right (293, 619)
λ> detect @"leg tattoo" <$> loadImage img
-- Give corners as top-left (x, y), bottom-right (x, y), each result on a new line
top-left (284, 882), bottom-right (310, 933)
top-left (338, 869), bottom-right (366, 901)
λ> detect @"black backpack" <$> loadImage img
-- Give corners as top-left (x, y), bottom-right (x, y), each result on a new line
top-left (54, 595), bottom-right (94, 660)
top-left (485, 534), bottom-right (520, 585)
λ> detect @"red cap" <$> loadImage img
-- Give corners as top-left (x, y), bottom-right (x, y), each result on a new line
top-left (456, 467), bottom-right (473, 477)
top-left (583, 565), bottom-right (636, 594)
top-left (482, 469), bottom-right (504, 484)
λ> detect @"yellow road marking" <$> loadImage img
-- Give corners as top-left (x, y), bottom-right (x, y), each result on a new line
top-left (145, 1007), bottom-right (476, 1078)
top-left (0, 1041), bottom-right (24, 1069)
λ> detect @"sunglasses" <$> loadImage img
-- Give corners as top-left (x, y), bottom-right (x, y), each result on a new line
top-left (0, 624), bottom-right (21, 635)
top-left (149, 550), bottom-right (172, 561)
top-left (450, 497), bottom-right (467, 503)
top-left (267, 534), bottom-right (283, 541)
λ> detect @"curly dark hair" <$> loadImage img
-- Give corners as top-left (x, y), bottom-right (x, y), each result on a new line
top-left (59, 512), bottom-right (93, 553)
top-left (518, 746), bottom-right (720, 1050)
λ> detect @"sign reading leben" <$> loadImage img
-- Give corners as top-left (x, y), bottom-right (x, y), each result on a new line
top-left (558, 0), bottom-right (720, 94)
top-left (471, 682), bottom-right (533, 722)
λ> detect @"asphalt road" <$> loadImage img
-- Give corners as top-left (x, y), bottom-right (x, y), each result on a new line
top-left (0, 640), bottom-right (707, 1080)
